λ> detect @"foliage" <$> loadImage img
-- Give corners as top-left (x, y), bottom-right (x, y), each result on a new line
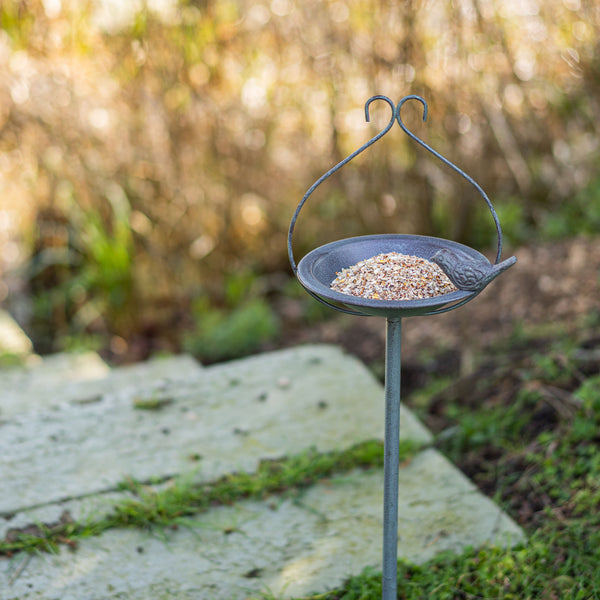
top-left (184, 296), bottom-right (280, 362)
top-left (0, 351), bottom-right (26, 367)
top-left (3, 313), bottom-right (600, 597)
top-left (1, 0), bottom-right (600, 351)
top-left (27, 184), bottom-right (135, 351)
top-left (255, 315), bottom-right (600, 599)
top-left (539, 175), bottom-right (600, 240)
top-left (182, 268), bottom-right (281, 362)
top-left (68, 185), bottom-right (135, 329)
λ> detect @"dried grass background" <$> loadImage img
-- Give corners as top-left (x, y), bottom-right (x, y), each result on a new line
top-left (0, 0), bottom-right (598, 352)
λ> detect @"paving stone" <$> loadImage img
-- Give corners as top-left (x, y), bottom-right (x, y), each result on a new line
top-left (0, 345), bottom-right (429, 516)
top-left (0, 344), bottom-right (525, 599)
top-left (0, 490), bottom-right (138, 542)
top-left (0, 352), bottom-right (109, 417)
top-left (0, 353), bottom-right (202, 418)
top-left (0, 449), bottom-right (525, 600)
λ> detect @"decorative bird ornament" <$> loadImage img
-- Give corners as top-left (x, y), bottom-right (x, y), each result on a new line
top-left (431, 248), bottom-right (517, 292)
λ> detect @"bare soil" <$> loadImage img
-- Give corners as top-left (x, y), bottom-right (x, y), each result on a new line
top-left (277, 236), bottom-right (600, 390)
top-left (278, 236), bottom-right (600, 531)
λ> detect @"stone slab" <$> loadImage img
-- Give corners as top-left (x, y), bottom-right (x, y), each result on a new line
top-left (0, 353), bottom-right (203, 418)
top-left (0, 449), bottom-right (525, 600)
top-left (0, 352), bottom-right (109, 417)
top-left (0, 345), bottom-right (430, 515)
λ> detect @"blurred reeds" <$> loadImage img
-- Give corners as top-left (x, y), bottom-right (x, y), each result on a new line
top-left (0, 0), bottom-right (598, 356)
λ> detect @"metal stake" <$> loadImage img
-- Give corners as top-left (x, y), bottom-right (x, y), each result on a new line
top-left (382, 317), bottom-right (402, 600)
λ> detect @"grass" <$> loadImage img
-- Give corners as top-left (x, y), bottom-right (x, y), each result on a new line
top-left (254, 313), bottom-right (600, 599)
top-left (3, 314), bottom-right (600, 598)
top-left (0, 439), bottom-right (417, 558)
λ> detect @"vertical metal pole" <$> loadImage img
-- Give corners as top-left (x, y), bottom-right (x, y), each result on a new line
top-left (382, 317), bottom-right (402, 600)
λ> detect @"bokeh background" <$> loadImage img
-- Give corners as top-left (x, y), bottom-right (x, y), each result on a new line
top-left (0, 0), bottom-right (599, 363)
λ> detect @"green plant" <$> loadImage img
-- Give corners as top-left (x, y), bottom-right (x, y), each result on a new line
top-left (540, 175), bottom-right (600, 240)
top-left (0, 1), bottom-right (36, 49)
top-left (0, 351), bottom-right (26, 367)
top-left (252, 317), bottom-right (600, 600)
top-left (68, 183), bottom-right (135, 331)
top-left (29, 182), bottom-right (136, 348)
top-left (574, 375), bottom-right (600, 423)
top-left (184, 269), bottom-right (282, 363)
top-left (184, 297), bottom-right (280, 363)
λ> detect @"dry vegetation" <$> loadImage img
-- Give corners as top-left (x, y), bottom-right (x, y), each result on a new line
top-left (0, 0), bottom-right (599, 356)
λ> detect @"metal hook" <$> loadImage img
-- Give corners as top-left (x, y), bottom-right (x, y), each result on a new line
top-left (288, 95), bottom-right (397, 274)
top-left (365, 95), bottom-right (398, 124)
top-left (396, 95), bottom-right (503, 264)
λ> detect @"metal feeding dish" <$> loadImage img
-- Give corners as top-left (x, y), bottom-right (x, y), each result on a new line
top-left (296, 233), bottom-right (482, 317)
top-left (287, 94), bottom-right (516, 600)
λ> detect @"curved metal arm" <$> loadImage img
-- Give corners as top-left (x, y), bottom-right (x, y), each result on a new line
top-left (287, 95), bottom-right (397, 274)
top-left (298, 287), bottom-right (371, 317)
top-left (288, 94), bottom-right (508, 317)
top-left (396, 95), bottom-right (504, 264)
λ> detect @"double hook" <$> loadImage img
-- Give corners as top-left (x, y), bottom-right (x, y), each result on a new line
top-left (288, 94), bottom-right (504, 274)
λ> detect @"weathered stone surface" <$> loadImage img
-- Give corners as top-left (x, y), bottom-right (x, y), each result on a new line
top-left (0, 345), bottom-right (429, 515)
top-left (0, 353), bottom-right (203, 418)
top-left (0, 344), bottom-right (525, 600)
top-left (0, 449), bottom-right (524, 600)
top-left (0, 352), bottom-right (109, 416)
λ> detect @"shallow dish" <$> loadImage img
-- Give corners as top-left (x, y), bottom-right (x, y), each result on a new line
top-left (296, 233), bottom-right (484, 317)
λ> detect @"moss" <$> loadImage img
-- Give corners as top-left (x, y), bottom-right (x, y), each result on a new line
top-left (0, 439), bottom-right (420, 558)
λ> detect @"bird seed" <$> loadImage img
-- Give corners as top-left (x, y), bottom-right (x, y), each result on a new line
top-left (330, 252), bottom-right (457, 301)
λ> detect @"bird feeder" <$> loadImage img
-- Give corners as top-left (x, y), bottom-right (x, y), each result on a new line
top-left (288, 95), bottom-right (516, 600)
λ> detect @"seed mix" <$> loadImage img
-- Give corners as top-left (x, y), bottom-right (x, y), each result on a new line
top-left (330, 252), bottom-right (457, 301)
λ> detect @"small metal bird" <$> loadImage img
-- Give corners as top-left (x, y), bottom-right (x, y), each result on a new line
top-left (431, 248), bottom-right (517, 292)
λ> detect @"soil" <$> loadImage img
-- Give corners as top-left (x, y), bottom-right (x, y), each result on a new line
top-left (277, 235), bottom-right (600, 532)
top-left (276, 236), bottom-right (600, 392)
